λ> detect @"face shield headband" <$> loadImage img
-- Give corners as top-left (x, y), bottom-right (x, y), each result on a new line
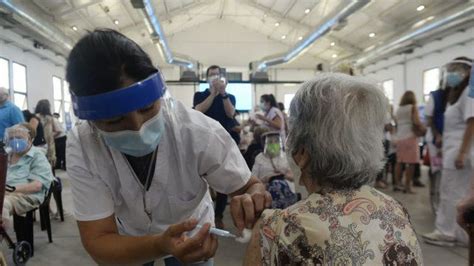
top-left (71, 72), bottom-right (165, 120)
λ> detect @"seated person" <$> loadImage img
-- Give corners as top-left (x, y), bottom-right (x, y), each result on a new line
top-left (243, 126), bottom-right (269, 169)
top-left (244, 74), bottom-right (423, 265)
top-left (252, 132), bottom-right (297, 209)
top-left (2, 123), bottom-right (54, 225)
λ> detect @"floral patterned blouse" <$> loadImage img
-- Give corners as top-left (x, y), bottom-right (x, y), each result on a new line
top-left (259, 185), bottom-right (423, 265)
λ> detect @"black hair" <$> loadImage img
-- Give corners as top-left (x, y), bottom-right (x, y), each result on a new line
top-left (206, 65), bottom-right (221, 78)
top-left (66, 29), bottom-right (158, 97)
top-left (277, 102), bottom-right (285, 111)
top-left (260, 94), bottom-right (277, 108)
top-left (35, 99), bottom-right (52, 116)
top-left (53, 112), bottom-right (60, 117)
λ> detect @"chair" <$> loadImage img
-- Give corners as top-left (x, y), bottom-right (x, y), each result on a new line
top-left (52, 177), bottom-right (64, 222)
top-left (13, 180), bottom-right (57, 256)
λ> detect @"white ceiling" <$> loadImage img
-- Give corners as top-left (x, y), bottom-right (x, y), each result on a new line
top-left (8, 0), bottom-right (474, 68)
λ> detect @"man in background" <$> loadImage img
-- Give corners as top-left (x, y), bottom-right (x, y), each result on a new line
top-left (0, 87), bottom-right (24, 140)
top-left (193, 65), bottom-right (237, 229)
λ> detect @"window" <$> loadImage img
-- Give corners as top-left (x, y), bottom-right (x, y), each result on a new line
top-left (52, 76), bottom-right (72, 122)
top-left (382, 79), bottom-right (394, 104)
top-left (53, 76), bottom-right (63, 115)
top-left (423, 68), bottom-right (440, 102)
top-left (284, 94), bottom-right (295, 113)
top-left (0, 58), bottom-right (9, 89)
top-left (12, 62), bottom-right (27, 109)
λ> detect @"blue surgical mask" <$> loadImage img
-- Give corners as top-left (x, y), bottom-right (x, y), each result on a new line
top-left (9, 138), bottom-right (29, 153)
top-left (445, 72), bottom-right (463, 88)
top-left (99, 111), bottom-right (165, 157)
top-left (259, 103), bottom-right (267, 111)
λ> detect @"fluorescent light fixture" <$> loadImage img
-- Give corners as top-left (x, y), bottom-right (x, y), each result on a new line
top-left (332, 54), bottom-right (338, 58)
top-left (298, 36), bottom-right (303, 40)
top-left (114, 19), bottom-right (119, 25)
top-left (281, 35), bottom-right (286, 39)
top-left (369, 32), bottom-right (376, 38)
top-left (417, 5), bottom-right (425, 11)
top-left (427, 16), bottom-right (435, 21)
top-left (304, 8), bottom-right (310, 14)
top-left (275, 22), bottom-right (280, 27)
top-left (330, 42), bottom-right (335, 46)
top-left (72, 26), bottom-right (78, 31)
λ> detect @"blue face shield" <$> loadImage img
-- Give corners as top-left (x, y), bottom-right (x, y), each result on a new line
top-left (72, 72), bottom-right (165, 120)
top-left (71, 72), bottom-right (167, 156)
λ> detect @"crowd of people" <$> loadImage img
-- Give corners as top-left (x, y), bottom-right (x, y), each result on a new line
top-left (0, 28), bottom-right (472, 266)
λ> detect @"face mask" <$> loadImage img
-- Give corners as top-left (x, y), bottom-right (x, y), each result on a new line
top-left (99, 111), bottom-right (165, 157)
top-left (445, 72), bottom-right (464, 88)
top-left (9, 138), bottom-right (29, 154)
top-left (259, 103), bottom-right (267, 111)
top-left (266, 143), bottom-right (281, 157)
top-left (286, 149), bottom-right (301, 182)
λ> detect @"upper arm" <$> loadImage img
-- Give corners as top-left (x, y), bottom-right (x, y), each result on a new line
top-left (30, 152), bottom-right (54, 189)
top-left (29, 117), bottom-right (39, 129)
top-left (198, 125), bottom-right (251, 194)
top-left (67, 132), bottom-right (115, 221)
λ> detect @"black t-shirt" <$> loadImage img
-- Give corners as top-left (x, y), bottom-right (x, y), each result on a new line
top-left (125, 152), bottom-right (157, 191)
top-left (193, 89), bottom-right (238, 143)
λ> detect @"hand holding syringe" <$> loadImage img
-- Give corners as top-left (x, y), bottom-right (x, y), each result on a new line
top-left (195, 225), bottom-right (252, 243)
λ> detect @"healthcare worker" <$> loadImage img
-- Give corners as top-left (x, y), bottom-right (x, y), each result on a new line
top-left (65, 29), bottom-right (271, 266)
top-left (423, 57), bottom-right (473, 247)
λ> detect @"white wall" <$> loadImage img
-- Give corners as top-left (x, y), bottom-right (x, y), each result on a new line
top-left (0, 29), bottom-right (66, 112)
top-left (363, 26), bottom-right (474, 106)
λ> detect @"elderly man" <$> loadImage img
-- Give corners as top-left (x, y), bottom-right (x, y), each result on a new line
top-left (2, 123), bottom-right (54, 225)
top-left (244, 73), bottom-right (423, 265)
top-left (0, 87), bottom-right (24, 140)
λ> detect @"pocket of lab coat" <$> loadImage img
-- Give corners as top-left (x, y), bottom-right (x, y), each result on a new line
top-left (169, 181), bottom-right (207, 222)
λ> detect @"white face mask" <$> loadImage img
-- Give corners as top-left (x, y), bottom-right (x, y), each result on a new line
top-left (286, 149), bottom-right (302, 182)
top-left (98, 111), bottom-right (165, 157)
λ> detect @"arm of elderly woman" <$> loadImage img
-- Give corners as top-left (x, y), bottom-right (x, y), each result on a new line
top-left (243, 219), bottom-right (263, 266)
top-left (14, 180), bottom-right (42, 193)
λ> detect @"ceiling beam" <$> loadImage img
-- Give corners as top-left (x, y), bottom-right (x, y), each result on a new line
top-left (243, 0), bottom-right (363, 54)
top-left (218, 0), bottom-right (226, 19)
top-left (56, 0), bottom-right (103, 19)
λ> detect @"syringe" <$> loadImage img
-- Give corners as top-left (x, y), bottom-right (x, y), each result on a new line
top-left (195, 224), bottom-right (237, 238)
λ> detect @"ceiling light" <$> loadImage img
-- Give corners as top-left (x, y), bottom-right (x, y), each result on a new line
top-left (275, 22), bottom-right (280, 27)
top-left (369, 32), bottom-right (376, 38)
top-left (114, 19), bottom-right (119, 25)
top-left (304, 8), bottom-right (310, 14)
top-left (427, 16), bottom-right (435, 21)
top-left (416, 5), bottom-right (425, 12)
top-left (72, 26), bottom-right (78, 31)
top-left (332, 54), bottom-right (338, 58)
top-left (298, 36), bottom-right (303, 40)
top-left (330, 42), bottom-right (335, 46)
top-left (281, 35), bottom-right (286, 40)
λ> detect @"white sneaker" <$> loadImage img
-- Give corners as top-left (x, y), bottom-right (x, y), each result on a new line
top-left (422, 230), bottom-right (456, 247)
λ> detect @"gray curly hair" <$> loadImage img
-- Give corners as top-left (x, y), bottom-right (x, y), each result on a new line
top-left (287, 73), bottom-right (388, 190)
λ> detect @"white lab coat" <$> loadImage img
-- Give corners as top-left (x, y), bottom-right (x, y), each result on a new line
top-left (66, 100), bottom-right (251, 236)
top-left (435, 87), bottom-right (474, 244)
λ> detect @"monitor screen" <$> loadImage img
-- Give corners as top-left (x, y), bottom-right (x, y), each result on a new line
top-left (199, 82), bottom-right (253, 111)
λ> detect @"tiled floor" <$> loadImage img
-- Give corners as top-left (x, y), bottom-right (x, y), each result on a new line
top-left (0, 169), bottom-right (468, 265)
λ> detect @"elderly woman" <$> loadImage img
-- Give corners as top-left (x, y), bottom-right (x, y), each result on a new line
top-left (244, 73), bottom-right (423, 265)
top-left (2, 123), bottom-right (54, 225)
